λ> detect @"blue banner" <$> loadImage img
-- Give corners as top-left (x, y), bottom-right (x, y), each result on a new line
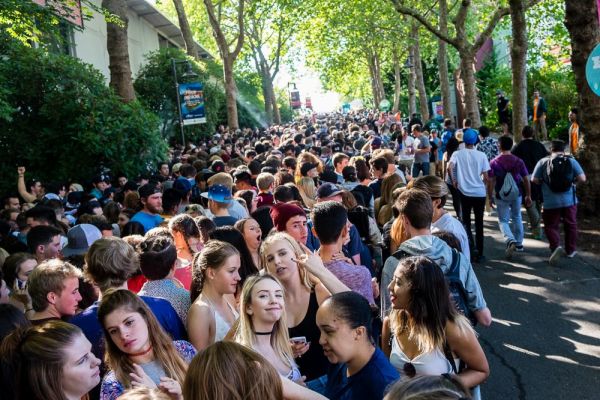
top-left (179, 82), bottom-right (206, 125)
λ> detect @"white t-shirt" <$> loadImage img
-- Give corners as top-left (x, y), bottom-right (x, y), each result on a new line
top-left (400, 135), bottom-right (415, 155)
top-left (432, 213), bottom-right (471, 262)
top-left (449, 148), bottom-right (490, 197)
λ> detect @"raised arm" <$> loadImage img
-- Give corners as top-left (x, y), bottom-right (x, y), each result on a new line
top-left (17, 167), bottom-right (36, 203)
top-left (296, 242), bottom-right (350, 296)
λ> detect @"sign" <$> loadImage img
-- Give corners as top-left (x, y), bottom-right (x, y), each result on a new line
top-left (178, 82), bottom-right (206, 125)
top-left (431, 100), bottom-right (444, 117)
top-left (290, 89), bottom-right (301, 109)
top-left (305, 97), bottom-right (313, 110)
top-left (379, 99), bottom-right (391, 111)
top-left (341, 103), bottom-right (351, 114)
top-left (33, 0), bottom-right (84, 28)
top-left (585, 42), bottom-right (600, 97)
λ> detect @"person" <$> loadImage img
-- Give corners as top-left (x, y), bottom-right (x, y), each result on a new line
top-left (369, 157), bottom-right (388, 200)
top-left (98, 289), bottom-right (196, 400)
top-left (116, 387), bottom-right (172, 400)
top-left (411, 125), bottom-right (431, 178)
top-left (201, 184), bottom-right (238, 227)
top-left (568, 107), bottom-right (579, 155)
top-left (1, 252), bottom-right (37, 293)
top-left (138, 235), bottom-right (191, 324)
top-left (511, 125), bottom-right (548, 239)
top-left (256, 172), bottom-right (276, 208)
top-left (380, 189), bottom-right (491, 327)
top-left (496, 90), bottom-right (510, 136)
top-left (0, 303), bottom-right (30, 343)
top-left (312, 201), bottom-right (375, 304)
top-left (532, 140), bottom-right (586, 264)
top-left (16, 166), bottom-right (44, 203)
top-left (270, 202), bottom-right (310, 246)
top-left (234, 274), bottom-right (302, 382)
top-left (187, 240), bottom-right (240, 350)
top-left (27, 224), bottom-right (63, 262)
top-left (131, 184), bottom-right (164, 233)
top-left (261, 231), bottom-right (350, 382)
top-left (384, 374), bottom-right (472, 400)
top-left (168, 213), bottom-right (202, 290)
top-left (443, 137), bottom-right (462, 220)
top-left (488, 135), bottom-right (532, 258)
top-left (532, 89), bottom-right (547, 141)
top-left (333, 153), bottom-right (350, 184)
top-left (209, 226), bottom-right (259, 286)
top-left (448, 129), bottom-right (491, 263)
top-left (475, 126), bottom-right (498, 217)
top-left (183, 341), bottom-right (327, 400)
top-left (317, 291), bottom-right (400, 399)
top-left (235, 218), bottom-right (262, 268)
top-left (70, 237), bottom-right (186, 366)
top-left (27, 259), bottom-right (82, 324)
top-left (382, 256), bottom-right (489, 396)
top-left (0, 320), bottom-right (101, 400)
top-left (412, 176), bottom-right (470, 262)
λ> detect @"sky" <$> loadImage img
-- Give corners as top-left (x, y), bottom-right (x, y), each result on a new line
top-left (275, 64), bottom-right (341, 113)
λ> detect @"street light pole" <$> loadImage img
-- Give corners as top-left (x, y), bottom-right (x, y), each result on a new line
top-left (171, 59), bottom-right (186, 147)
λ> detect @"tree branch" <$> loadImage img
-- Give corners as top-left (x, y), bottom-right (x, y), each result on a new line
top-left (391, 0), bottom-right (460, 48)
top-left (471, 5), bottom-right (510, 52)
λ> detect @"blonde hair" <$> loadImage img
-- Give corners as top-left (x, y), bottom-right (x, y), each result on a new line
top-left (28, 259), bottom-right (82, 312)
top-left (256, 173), bottom-right (275, 191)
top-left (260, 232), bottom-right (313, 290)
top-left (234, 274), bottom-right (295, 370)
top-left (98, 289), bottom-right (188, 390)
top-left (297, 177), bottom-right (317, 209)
top-left (183, 341), bottom-right (283, 400)
top-left (117, 387), bottom-right (172, 400)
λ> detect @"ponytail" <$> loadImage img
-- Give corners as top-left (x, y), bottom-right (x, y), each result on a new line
top-left (190, 240), bottom-right (239, 302)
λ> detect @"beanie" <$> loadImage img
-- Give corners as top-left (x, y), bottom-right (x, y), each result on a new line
top-left (269, 202), bottom-right (306, 232)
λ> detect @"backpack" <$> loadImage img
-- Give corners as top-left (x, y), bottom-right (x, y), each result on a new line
top-left (391, 248), bottom-right (476, 326)
top-left (545, 155), bottom-right (573, 193)
top-left (497, 167), bottom-right (520, 202)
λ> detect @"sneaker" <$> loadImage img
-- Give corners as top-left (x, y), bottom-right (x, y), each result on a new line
top-left (566, 251), bottom-right (578, 258)
top-left (549, 247), bottom-right (565, 265)
top-left (505, 241), bottom-right (516, 260)
top-left (515, 245), bottom-right (524, 252)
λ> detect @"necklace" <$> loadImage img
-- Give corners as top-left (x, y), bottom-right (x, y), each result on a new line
top-left (129, 345), bottom-right (153, 357)
top-left (254, 330), bottom-right (273, 335)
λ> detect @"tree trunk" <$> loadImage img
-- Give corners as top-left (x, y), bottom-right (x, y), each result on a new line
top-left (373, 52), bottom-right (386, 107)
top-left (269, 79), bottom-right (281, 124)
top-left (223, 60), bottom-right (239, 130)
top-left (565, 0), bottom-right (600, 214)
top-left (459, 51), bottom-right (481, 127)
top-left (438, 0), bottom-right (452, 119)
top-left (260, 71), bottom-right (273, 125)
top-left (172, 0), bottom-right (198, 59)
top-left (509, 0), bottom-right (528, 140)
top-left (392, 45), bottom-right (402, 113)
top-left (408, 45), bottom-right (417, 118)
top-left (412, 24), bottom-right (430, 122)
top-left (367, 52), bottom-right (382, 107)
top-left (103, 0), bottom-right (135, 102)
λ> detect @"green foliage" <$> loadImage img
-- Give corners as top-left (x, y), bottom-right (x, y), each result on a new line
top-left (134, 48), bottom-right (266, 140)
top-left (476, 51), bottom-right (512, 129)
top-left (0, 41), bottom-right (167, 194)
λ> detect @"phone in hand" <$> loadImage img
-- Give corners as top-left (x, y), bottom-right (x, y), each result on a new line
top-left (290, 336), bottom-right (307, 345)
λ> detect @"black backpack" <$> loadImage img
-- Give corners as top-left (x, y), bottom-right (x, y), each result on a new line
top-left (545, 155), bottom-right (573, 193)
top-left (391, 248), bottom-right (476, 326)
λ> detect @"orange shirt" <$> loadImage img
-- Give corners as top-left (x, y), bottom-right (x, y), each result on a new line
top-left (569, 122), bottom-right (579, 154)
top-left (533, 98), bottom-right (539, 122)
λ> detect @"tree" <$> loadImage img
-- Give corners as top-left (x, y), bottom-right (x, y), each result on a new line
top-left (411, 22), bottom-right (430, 121)
top-left (172, 0), bottom-right (199, 59)
top-left (203, 0), bottom-right (245, 130)
top-left (564, 0), bottom-right (600, 213)
top-left (102, 0), bottom-right (136, 102)
top-left (392, 0), bottom-right (511, 127)
top-left (437, 0), bottom-right (452, 119)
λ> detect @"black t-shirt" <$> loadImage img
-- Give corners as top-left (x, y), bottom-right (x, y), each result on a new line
top-left (512, 139), bottom-right (549, 173)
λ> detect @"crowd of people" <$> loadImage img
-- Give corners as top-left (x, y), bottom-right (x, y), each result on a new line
top-left (0, 109), bottom-right (587, 400)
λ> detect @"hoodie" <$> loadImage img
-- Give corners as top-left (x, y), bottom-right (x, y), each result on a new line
top-left (380, 235), bottom-right (487, 319)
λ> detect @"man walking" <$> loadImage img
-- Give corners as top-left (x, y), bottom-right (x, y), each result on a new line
top-left (532, 140), bottom-right (586, 264)
top-left (448, 129), bottom-right (491, 263)
top-left (488, 136), bottom-right (532, 259)
top-left (496, 90), bottom-right (510, 135)
top-left (532, 90), bottom-right (547, 141)
top-left (411, 125), bottom-right (431, 177)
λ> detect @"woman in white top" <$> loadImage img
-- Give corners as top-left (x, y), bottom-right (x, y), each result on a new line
top-left (382, 256), bottom-right (488, 393)
top-left (234, 274), bottom-right (302, 383)
top-left (188, 240), bottom-right (240, 351)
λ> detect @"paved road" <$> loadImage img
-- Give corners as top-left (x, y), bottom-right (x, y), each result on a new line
top-left (473, 213), bottom-right (600, 399)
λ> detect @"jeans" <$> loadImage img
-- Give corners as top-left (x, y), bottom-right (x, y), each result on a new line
top-left (496, 196), bottom-right (524, 246)
top-left (459, 192), bottom-right (486, 257)
top-left (412, 161), bottom-right (430, 178)
top-left (542, 204), bottom-right (578, 254)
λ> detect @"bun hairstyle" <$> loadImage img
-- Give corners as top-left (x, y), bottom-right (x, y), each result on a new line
top-left (190, 240), bottom-right (239, 302)
top-left (0, 320), bottom-right (83, 400)
top-left (324, 291), bottom-right (374, 345)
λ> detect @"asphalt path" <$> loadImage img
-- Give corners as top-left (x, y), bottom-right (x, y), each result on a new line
top-left (472, 212), bottom-right (600, 399)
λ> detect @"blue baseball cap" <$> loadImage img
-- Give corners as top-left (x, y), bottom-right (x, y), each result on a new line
top-left (463, 129), bottom-right (478, 145)
top-left (201, 184), bottom-right (233, 203)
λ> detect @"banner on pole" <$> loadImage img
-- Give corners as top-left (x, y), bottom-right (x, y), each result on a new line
top-left (179, 82), bottom-right (206, 125)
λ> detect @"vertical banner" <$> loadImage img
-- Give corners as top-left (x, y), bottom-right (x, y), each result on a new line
top-left (290, 89), bottom-right (301, 109)
top-left (179, 82), bottom-right (206, 125)
top-left (431, 100), bottom-right (444, 117)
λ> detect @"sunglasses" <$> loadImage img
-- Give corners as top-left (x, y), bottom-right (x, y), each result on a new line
top-left (403, 362), bottom-right (416, 378)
